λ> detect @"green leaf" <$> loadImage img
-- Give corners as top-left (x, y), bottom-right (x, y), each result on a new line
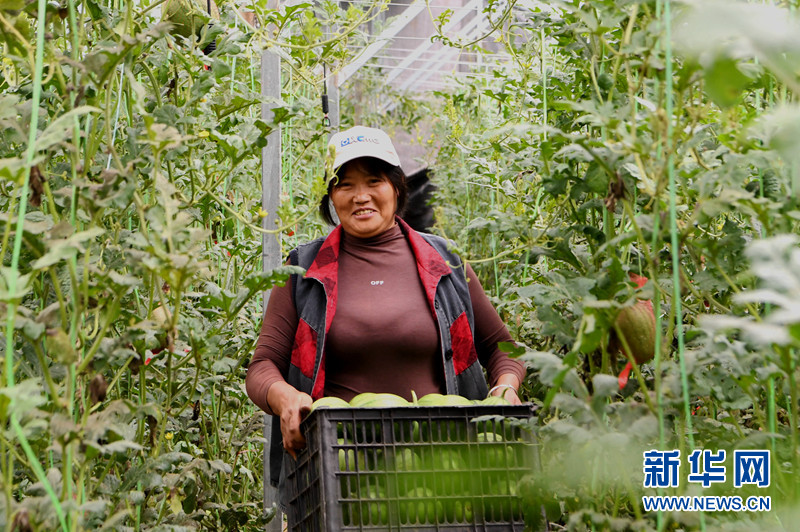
top-left (17, 315), bottom-right (45, 340)
top-left (32, 227), bottom-right (105, 270)
top-left (498, 341), bottom-right (526, 358)
top-left (0, 0), bottom-right (24, 10)
top-left (584, 162), bottom-right (608, 194)
top-left (169, 490), bottom-right (183, 515)
top-left (704, 57), bottom-right (752, 109)
top-left (591, 374), bottom-right (619, 400)
top-left (0, 379), bottom-right (46, 419)
top-left (34, 106), bottom-right (100, 154)
top-left (752, 105), bottom-right (800, 162)
top-left (143, 122), bottom-right (192, 151)
top-left (0, 157), bottom-right (26, 182)
top-left (211, 356), bottom-right (237, 373)
top-left (153, 104), bottom-right (183, 127)
top-left (0, 267), bottom-right (32, 302)
top-left (675, 1), bottom-right (800, 89)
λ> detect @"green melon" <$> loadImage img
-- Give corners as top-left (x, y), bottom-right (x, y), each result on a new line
top-left (477, 395), bottom-right (511, 406)
top-left (350, 393), bottom-right (409, 408)
top-left (162, 0), bottom-right (219, 39)
top-left (310, 396), bottom-right (349, 411)
top-left (614, 300), bottom-right (656, 364)
top-left (416, 393), bottom-right (472, 406)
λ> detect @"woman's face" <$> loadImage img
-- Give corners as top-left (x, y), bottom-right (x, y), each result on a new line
top-left (330, 159), bottom-right (398, 238)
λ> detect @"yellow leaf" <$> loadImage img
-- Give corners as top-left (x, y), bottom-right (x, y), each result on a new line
top-left (169, 491), bottom-right (182, 515)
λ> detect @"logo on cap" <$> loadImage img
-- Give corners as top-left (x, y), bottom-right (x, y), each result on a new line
top-left (340, 135), bottom-right (381, 147)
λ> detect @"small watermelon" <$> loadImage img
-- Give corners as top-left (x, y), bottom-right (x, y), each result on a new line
top-left (614, 301), bottom-right (656, 364)
top-left (610, 273), bottom-right (657, 364)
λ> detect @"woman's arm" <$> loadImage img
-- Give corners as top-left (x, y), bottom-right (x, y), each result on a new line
top-left (245, 280), bottom-right (312, 457)
top-left (464, 263), bottom-right (526, 405)
top-left (245, 280), bottom-right (297, 414)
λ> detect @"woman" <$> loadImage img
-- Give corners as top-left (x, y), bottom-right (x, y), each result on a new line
top-left (245, 126), bottom-right (526, 494)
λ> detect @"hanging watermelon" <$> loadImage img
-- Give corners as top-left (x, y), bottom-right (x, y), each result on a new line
top-left (162, 0), bottom-right (219, 39)
top-left (610, 273), bottom-right (656, 365)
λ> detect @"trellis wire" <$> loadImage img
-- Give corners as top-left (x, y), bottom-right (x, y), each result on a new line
top-left (662, 10), bottom-right (699, 523)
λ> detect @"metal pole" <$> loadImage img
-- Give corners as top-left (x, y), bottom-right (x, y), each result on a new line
top-left (261, 44), bottom-right (283, 532)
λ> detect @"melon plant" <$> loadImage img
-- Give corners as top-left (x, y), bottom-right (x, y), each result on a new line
top-left (0, 0), bottom-right (381, 529)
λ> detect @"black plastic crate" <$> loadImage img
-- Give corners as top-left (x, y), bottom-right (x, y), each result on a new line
top-left (284, 404), bottom-right (536, 531)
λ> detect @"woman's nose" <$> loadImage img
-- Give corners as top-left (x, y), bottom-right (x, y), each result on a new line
top-left (353, 186), bottom-right (369, 202)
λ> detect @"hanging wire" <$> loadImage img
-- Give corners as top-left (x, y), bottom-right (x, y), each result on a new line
top-left (541, 27), bottom-right (547, 140)
top-left (106, 64), bottom-right (126, 169)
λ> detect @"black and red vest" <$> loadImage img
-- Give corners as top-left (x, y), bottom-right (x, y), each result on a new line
top-left (269, 217), bottom-right (489, 488)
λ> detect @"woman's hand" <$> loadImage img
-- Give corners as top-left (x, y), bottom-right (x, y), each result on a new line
top-left (500, 386), bottom-right (522, 405)
top-left (490, 373), bottom-right (522, 405)
top-left (268, 382), bottom-right (313, 459)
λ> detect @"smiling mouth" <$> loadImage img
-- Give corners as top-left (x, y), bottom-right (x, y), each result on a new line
top-left (353, 209), bottom-right (375, 216)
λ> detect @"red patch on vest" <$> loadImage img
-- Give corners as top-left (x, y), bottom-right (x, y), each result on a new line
top-left (305, 226), bottom-right (340, 337)
top-left (305, 227), bottom-right (341, 299)
top-left (291, 319), bottom-right (317, 378)
top-left (450, 312), bottom-right (478, 375)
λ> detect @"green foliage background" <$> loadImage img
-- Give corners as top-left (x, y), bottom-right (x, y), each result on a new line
top-left (2, 0), bottom-right (800, 529)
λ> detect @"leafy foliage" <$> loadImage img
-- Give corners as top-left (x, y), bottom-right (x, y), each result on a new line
top-left (0, 0), bottom-right (377, 528)
top-left (427, 0), bottom-right (800, 529)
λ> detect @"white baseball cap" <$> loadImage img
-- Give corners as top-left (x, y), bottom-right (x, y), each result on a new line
top-left (328, 126), bottom-right (401, 171)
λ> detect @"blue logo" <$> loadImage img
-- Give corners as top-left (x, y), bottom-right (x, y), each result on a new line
top-left (643, 450), bottom-right (681, 488)
top-left (339, 135), bottom-right (380, 147)
top-left (687, 450), bottom-right (727, 487)
top-left (733, 450), bottom-right (770, 488)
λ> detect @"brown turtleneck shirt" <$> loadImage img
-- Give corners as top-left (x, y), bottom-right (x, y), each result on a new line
top-left (246, 224), bottom-right (525, 415)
